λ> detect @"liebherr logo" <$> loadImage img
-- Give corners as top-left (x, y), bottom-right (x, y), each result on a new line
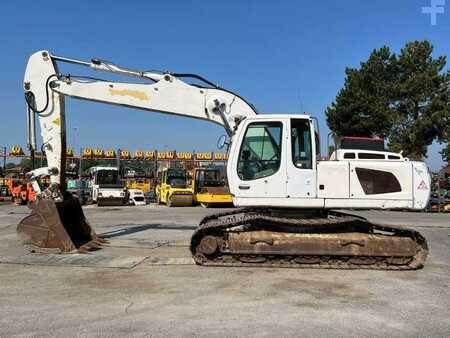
top-left (422, 0), bottom-right (446, 25)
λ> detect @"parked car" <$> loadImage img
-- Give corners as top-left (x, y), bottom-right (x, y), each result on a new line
top-left (128, 189), bottom-right (146, 206)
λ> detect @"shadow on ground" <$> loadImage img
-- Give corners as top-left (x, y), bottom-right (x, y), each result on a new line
top-left (100, 224), bottom-right (197, 238)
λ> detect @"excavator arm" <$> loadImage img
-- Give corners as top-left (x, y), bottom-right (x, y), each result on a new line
top-left (24, 50), bottom-right (257, 194)
top-left (18, 50), bottom-right (256, 253)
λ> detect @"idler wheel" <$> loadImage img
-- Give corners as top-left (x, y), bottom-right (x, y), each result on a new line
top-left (197, 236), bottom-right (219, 255)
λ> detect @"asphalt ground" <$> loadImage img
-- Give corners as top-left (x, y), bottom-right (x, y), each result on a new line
top-left (0, 203), bottom-right (449, 337)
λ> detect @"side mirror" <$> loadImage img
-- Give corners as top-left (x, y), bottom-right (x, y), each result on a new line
top-left (217, 135), bottom-right (230, 150)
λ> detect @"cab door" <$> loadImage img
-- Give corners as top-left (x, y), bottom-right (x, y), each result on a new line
top-left (229, 119), bottom-right (287, 199)
top-left (286, 118), bottom-right (317, 198)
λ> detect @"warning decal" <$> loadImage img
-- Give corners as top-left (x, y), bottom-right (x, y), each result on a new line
top-left (417, 180), bottom-right (428, 190)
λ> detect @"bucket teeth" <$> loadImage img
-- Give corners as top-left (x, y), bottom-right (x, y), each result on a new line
top-left (78, 241), bottom-right (103, 252)
top-left (87, 242), bottom-right (102, 249)
top-left (77, 246), bottom-right (91, 254)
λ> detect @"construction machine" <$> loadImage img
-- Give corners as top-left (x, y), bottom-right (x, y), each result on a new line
top-left (67, 179), bottom-right (89, 205)
top-left (125, 178), bottom-right (151, 194)
top-left (13, 182), bottom-right (36, 205)
top-left (190, 167), bottom-right (233, 208)
top-left (18, 50), bottom-right (430, 269)
top-left (155, 168), bottom-right (194, 207)
top-left (6, 176), bottom-right (37, 205)
top-left (86, 166), bottom-right (126, 206)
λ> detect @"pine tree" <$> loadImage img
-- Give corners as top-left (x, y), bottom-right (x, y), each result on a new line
top-left (326, 40), bottom-right (450, 160)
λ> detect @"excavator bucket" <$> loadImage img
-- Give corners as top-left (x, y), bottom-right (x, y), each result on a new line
top-left (17, 197), bottom-right (104, 253)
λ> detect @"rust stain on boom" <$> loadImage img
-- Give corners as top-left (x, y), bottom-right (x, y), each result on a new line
top-left (109, 88), bottom-right (149, 101)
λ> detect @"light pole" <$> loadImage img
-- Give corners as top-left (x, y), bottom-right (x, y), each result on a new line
top-left (1, 146), bottom-right (6, 174)
top-left (72, 127), bottom-right (78, 163)
top-left (71, 127), bottom-right (79, 176)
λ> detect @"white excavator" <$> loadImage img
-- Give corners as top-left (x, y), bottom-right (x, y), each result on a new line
top-left (18, 50), bottom-right (430, 269)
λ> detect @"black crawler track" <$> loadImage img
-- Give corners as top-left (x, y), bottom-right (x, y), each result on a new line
top-left (190, 209), bottom-right (428, 270)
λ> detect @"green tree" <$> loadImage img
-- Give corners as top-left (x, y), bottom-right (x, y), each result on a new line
top-left (388, 41), bottom-right (450, 159)
top-left (326, 46), bottom-right (397, 137)
top-left (18, 158), bottom-right (33, 170)
top-left (326, 40), bottom-right (450, 160)
top-left (4, 162), bottom-right (16, 169)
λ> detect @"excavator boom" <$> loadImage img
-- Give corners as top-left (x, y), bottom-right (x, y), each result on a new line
top-left (24, 50), bottom-right (257, 188)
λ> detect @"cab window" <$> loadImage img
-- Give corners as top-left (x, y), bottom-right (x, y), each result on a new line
top-left (167, 170), bottom-right (187, 187)
top-left (237, 122), bottom-right (282, 180)
top-left (291, 119), bottom-right (312, 169)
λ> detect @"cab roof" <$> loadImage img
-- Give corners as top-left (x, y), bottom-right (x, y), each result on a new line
top-left (249, 114), bottom-right (311, 120)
